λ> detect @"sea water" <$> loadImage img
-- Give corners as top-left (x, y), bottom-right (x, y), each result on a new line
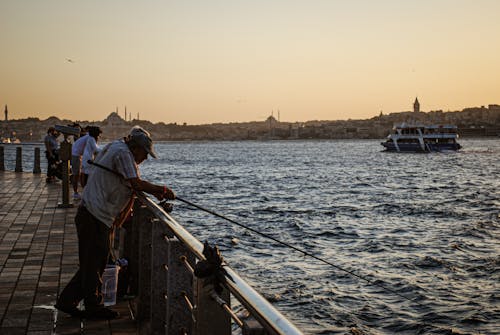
top-left (5, 139), bottom-right (499, 334)
top-left (144, 139), bottom-right (499, 335)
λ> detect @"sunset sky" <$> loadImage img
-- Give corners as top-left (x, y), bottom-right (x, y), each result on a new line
top-left (1, 1), bottom-right (499, 124)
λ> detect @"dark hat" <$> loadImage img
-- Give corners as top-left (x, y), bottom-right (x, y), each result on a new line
top-left (88, 126), bottom-right (102, 138)
top-left (129, 126), bottom-right (157, 158)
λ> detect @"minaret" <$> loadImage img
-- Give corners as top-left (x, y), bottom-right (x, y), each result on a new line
top-left (413, 97), bottom-right (420, 113)
top-left (4, 105), bottom-right (8, 121)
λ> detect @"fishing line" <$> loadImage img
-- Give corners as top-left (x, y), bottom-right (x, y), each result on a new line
top-left (89, 160), bottom-right (419, 305)
top-left (176, 197), bottom-right (420, 305)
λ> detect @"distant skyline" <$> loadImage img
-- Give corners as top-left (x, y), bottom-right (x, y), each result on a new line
top-left (1, 1), bottom-right (499, 125)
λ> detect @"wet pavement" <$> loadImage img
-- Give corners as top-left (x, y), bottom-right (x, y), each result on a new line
top-left (0, 171), bottom-right (137, 335)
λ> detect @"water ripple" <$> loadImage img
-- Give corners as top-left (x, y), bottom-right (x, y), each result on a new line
top-left (135, 138), bottom-right (500, 334)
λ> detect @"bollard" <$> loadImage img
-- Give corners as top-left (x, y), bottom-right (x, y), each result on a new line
top-left (0, 146), bottom-right (4, 170)
top-left (33, 147), bottom-right (41, 174)
top-left (15, 147), bottom-right (22, 172)
top-left (57, 138), bottom-right (73, 208)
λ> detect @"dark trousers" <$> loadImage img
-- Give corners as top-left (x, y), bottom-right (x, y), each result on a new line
top-left (57, 206), bottom-right (111, 310)
top-left (45, 151), bottom-right (59, 178)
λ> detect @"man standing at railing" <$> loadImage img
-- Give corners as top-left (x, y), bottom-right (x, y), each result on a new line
top-left (80, 126), bottom-right (103, 187)
top-left (70, 126), bottom-right (89, 199)
top-left (44, 126), bottom-right (60, 183)
top-left (55, 126), bottom-right (175, 319)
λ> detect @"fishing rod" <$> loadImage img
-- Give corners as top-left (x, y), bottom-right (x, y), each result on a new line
top-left (89, 160), bottom-right (418, 305)
top-left (175, 196), bottom-right (420, 305)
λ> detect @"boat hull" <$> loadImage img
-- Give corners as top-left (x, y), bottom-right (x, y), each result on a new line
top-left (381, 142), bottom-right (461, 152)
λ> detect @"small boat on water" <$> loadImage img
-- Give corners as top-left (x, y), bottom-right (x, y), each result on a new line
top-left (381, 123), bottom-right (461, 152)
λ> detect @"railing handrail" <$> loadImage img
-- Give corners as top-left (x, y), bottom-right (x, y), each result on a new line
top-left (136, 192), bottom-right (303, 335)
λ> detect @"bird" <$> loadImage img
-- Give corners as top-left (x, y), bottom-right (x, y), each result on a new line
top-left (66, 58), bottom-right (74, 63)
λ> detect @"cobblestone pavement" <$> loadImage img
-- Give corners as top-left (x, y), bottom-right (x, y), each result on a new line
top-left (0, 171), bottom-right (137, 335)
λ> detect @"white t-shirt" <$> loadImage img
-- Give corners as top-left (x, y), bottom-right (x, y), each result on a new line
top-left (72, 134), bottom-right (89, 156)
top-left (82, 140), bottom-right (139, 228)
top-left (81, 136), bottom-right (101, 174)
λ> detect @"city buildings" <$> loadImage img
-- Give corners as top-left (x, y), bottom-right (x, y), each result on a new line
top-left (1, 100), bottom-right (499, 143)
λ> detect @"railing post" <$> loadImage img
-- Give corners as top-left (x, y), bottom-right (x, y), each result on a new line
top-left (194, 279), bottom-right (231, 335)
top-left (166, 237), bottom-right (195, 335)
top-left (57, 139), bottom-right (73, 208)
top-left (126, 204), bottom-right (142, 298)
top-left (242, 318), bottom-right (267, 335)
top-left (150, 219), bottom-right (172, 334)
top-left (138, 209), bottom-right (154, 326)
top-left (0, 146), bottom-right (4, 171)
top-left (33, 147), bottom-right (41, 174)
top-left (15, 147), bottom-right (22, 172)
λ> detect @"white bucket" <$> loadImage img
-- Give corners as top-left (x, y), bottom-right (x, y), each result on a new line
top-left (102, 265), bottom-right (119, 306)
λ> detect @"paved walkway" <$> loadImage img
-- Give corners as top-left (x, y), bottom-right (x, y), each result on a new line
top-left (0, 171), bottom-right (138, 335)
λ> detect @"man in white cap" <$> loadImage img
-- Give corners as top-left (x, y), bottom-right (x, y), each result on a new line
top-left (55, 126), bottom-right (175, 319)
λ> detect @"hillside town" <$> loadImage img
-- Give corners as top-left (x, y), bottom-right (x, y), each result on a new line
top-left (1, 99), bottom-right (500, 143)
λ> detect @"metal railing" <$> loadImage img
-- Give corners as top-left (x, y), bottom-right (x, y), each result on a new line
top-left (120, 192), bottom-right (303, 335)
top-left (1, 143), bottom-right (304, 334)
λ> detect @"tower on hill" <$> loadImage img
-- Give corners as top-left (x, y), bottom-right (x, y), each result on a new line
top-left (413, 97), bottom-right (420, 113)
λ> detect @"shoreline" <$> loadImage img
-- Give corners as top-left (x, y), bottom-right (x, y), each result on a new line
top-left (1, 135), bottom-right (499, 146)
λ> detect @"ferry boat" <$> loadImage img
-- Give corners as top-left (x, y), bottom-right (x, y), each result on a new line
top-left (381, 123), bottom-right (461, 152)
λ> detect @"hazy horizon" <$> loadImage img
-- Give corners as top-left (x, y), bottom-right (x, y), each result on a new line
top-left (3, 100), bottom-right (497, 126)
top-left (2, 1), bottom-right (499, 124)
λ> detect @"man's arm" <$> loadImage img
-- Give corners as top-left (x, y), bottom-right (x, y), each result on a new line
top-left (128, 178), bottom-right (175, 200)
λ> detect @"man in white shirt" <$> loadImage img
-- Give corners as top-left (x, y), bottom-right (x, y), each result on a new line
top-left (81, 126), bottom-right (102, 187)
top-left (70, 127), bottom-right (89, 199)
top-left (55, 126), bottom-right (175, 319)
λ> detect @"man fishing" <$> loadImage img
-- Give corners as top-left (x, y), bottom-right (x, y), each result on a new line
top-left (55, 126), bottom-right (175, 319)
